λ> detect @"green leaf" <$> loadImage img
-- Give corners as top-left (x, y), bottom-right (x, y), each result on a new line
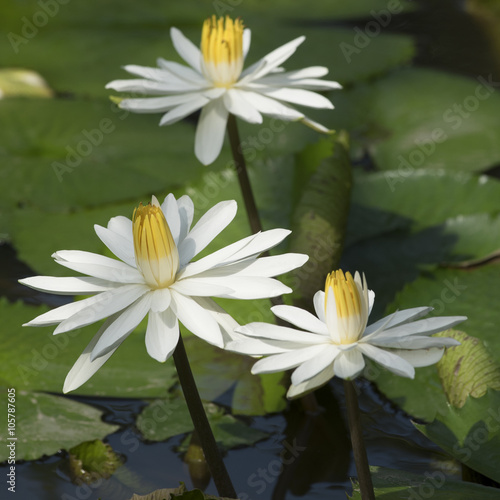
top-left (371, 263), bottom-right (500, 421)
top-left (289, 133), bottom-right (352, 308)
top-left (136, 395), bottom-right (268, 450)
top-left (0, 391), bottom-right (118, 461)
top-left (344, 170), bottom-right (500, 317)
top-left (68, 439), bottom-right (123, 484)
top-left (348, 465), bottom-right (500, 499)
top-left (416, 389), bottom-right (500, 484)
top-left (0, 299), bottom-right (177, 398)
top-left (436, 330), bottom-right (500, 407)
top-left (350, 68), bottom-right (500, 172)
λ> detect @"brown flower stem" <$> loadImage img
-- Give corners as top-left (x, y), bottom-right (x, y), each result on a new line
top-left (173, 335), bottom-right (237, 498)
top-left (343, 380), bottom-right (375, 500)
top-left (226, 113), bottom-right (263, 235)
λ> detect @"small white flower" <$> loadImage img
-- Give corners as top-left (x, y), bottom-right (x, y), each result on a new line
top-left (105, 15), bottom-right (341, 165)
top-left (20, 194), bottom-right (307, 393)
top-left (228, 270), bottom-right (466, 399)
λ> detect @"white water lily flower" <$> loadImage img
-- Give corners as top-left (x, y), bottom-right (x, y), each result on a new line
top-left (20, 194), bottom-right (307, 393)
top-left (105, 15), bottom-right (341, 165)
top-left (227, 270), bottom-right (466, 399)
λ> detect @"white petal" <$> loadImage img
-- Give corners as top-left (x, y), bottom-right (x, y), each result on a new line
top-left (23, 294), bottom-right (104, 327)
top-left (178, 233), bottom-right (259, 279)
top-left (369, 316), bottom-right (468, 341)
top-left (287, 365), bottom-right (335, 399)
top-left (170, 290), bottom-right (223, 347)
top-left (260, 88), bottom-right (333, 109)
top-left (370, 336), bottom-right (461, 349)
top-left (237, 323), bottom-right (326, 344)
top-left (150, 288), bottom-right (172, 312)
top-left (156, 57), bottom-right (206, 83)
top-left (259, 66), bottom-right (329, 81)
top-left (170, 27), bottom-right (203, 73)
top-left (94, 224), bottom-right (136, 267)
top-left (177, 195), bottom-right (195, 244)
top-left (178, 200), bottom-right (237, 265)
top-left (91, 293), bottom-right (153, 360)
top-left (228, 253), bottom-right (308, 278)
top-left (19, 276), bottom-right (116, 295)
top-left (241, 36), bottom-right (305, 81)
top-left (325, 287), bottom-right (341, 343)
top-left (226, 338), bottom-right (288, 355)
top-left (192, 296), bottom-right (240, 344)
top-left (118, 94), bottom-right (198, 113)
top-left (357, 343), bottom-right (415, 378)
top-left (223, 89), bottom-right (263, 124)
top-left (54, 284), bottom-right (150, 334)
top-left (252, 344), bottom-right (326, 374)
top-left (145, 309), bottom-right (179, 362)
top-left (107, 78), bottom-right (195, 95)
top-left (107, 215), bottom-right (132, 240)
top-left (387, 347), bottom-right (446, 367)
top-left (333, 349), bottom-right (365, 380)
top-left (170, 278), bottom-right (233, 297)
top-left (160, 193), bottom-right (181, 245)
top-left (313, 290), bottom-right (326, 323)
top-left (206, 276), bottom-right (293, 300)
top-left (194, 98), bottom-right (229, 165)
top-left (63, 316), bottom-right (120, 393)
top-left (53, 250), bottom-right (144, 284)
top-left (271, 305), bottom-right (329, 335)
top-left (226, 228), bottom-right (291, 262)
top-left (291, 344), bottom-right (339, 385)
top-left (242, 29), bottom-right (251, 59)
top-left (236, 91), bottom-right (304, 120)
top-left (159, 95), bottom-right (210, 126)
top-left (363, 307), bottom-right (432, 337)
top-left (300, 116), bottom-right (331, 134)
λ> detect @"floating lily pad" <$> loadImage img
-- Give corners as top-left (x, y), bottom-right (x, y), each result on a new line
top-left (0, 298), bottom-right (177, 397)
top-left (347, 68), bottom-right (500, 172)
top-left (416, 389), bottom-right (500, 484)
top-left (0, 390), bottom-right (119, 461)
top-left (349, 465), bottom-right (500, 499)
top-left (370, 263), bottom-right (500, 421)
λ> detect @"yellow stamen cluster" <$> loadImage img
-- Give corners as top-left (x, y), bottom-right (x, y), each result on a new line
top-left (201, 15), bottom-right (244, 86)
top-left (133, 202), bottom-right (179, 289)
top-left (325, 270), bottom-right (362, 319)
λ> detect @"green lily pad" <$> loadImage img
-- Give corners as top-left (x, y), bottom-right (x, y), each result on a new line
top-left (0, 390), bottom-right (119, 461)
top-left (343, 170), bottom-right (500, 317)
top-left (370, 263), bottom-right (500, 421)
top-left (348, 68), bottom-right (500, 172)
top-left (0, 7), bottom-right (414, 97)
top-left (349, 465), bottom-right (500, 499)
top-left (136, 394), bottom-right (268, 450)
top-left (416, 389), bottom-right (500, 484)
top-left (0, 98), bottom-right (220, 215)
top-left (0, 299), bottom-right (177, 397)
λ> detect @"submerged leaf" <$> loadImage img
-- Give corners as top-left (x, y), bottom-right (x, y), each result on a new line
top-left (68, 439), bottom-right (123, 484)
top-left (289, 133), bottom-right (352, 309)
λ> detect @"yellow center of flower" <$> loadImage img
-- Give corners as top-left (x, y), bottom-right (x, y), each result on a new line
top-left (201, 15), bottom-right (244, 87)
top-left (325, 269), bottom-right (368, 344)
top-left (325, 270), bottom-right (362, 320)
top-left (133, 202), bottom-right (179, 289)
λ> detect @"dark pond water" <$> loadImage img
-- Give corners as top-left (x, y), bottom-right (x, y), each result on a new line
top-left (2, 0), bottom-right (499, 499)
